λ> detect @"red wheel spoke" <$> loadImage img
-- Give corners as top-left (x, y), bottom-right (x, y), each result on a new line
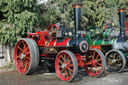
top-left (93, 52), bottom-right (96, 57)
top-left (68, 60), bottom-right (72, 64)
top-left (91, 65), bottom-right (94, 72)
top-left (18, 62), bottom-right (22, 68)
top-left (67, 56), bottom-right (69, 61)
top-left (23, 61), bottom-right (27, 69)
top-left (61, 54), bottom-right (66, 62)
top-left (69, 70), bottom-right (72, 76)
top-left (94, 64), bottom-right (98, 73)
top-left (19, 64), bottom-right (23, 69)
top-left (23, 42), bottom-right (26, 48)
top-left (25, 51), bottom-right (30, 57)
top-left (25, 61), bottom-right (30, 67)
top-left (24, 46), bottom-right (29, 53)
top-left (97, 63), bottom-right (102, 66)
top-left (69, 64), bottom-right (73, 67)
top-left (96, 59), bottom-right (102, 62)
top-left (63, 54), bottom-right (66, 62)
top-left (60, 68), bottom-right (64, 72)
top-left (67, 67), bottom-right (73, 72)
top-left (59, 66), bottom-right (61, 68)
top-left (91, 51), bottom-right (95, 60)
top-left (59, 60), bottom-right (63, 64)
top-left (26, 51), bottom-right (30, 55)
top-left (18, 46), bottom-right (24, 53)
top-left (23, 59), bottom-right (29, 72)
top-left (23, 65), bottom-right (28, 72)
top-left (24, 59), bottom-right (29, 67)
top-left (17, 56), bottom-right (21, 59)
top-left (96, 55), bottom-right (99, 60)
top-left (63, 70), bottom-right (68, 78)
top-left (22, 41), bottom-right (26, 47)
top-left (22, 41), bottom-right (29, 53)
top-left (66, 56), bottom-right (71, 64)
top-left (19, 61), bottom-right (24, 69)
top-left (21, 61), bottom-right (25, 67)
top-left (60, 56), bottom-right (64, 61)
top-left (25, 56), bottom-right (30, 60)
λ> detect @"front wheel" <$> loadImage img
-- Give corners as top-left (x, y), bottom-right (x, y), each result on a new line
top-left (55, 50), bottom-right (78, 82)
top-left (106, 50), bottom-right (126, 72)
top-left (85, 48), bottom-right (106, 77)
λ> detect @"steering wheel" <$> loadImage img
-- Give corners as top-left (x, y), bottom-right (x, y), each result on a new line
top-left (47, 24), bottom-right (59, 32)
top-left (47, 24), bottom-right (60, 41)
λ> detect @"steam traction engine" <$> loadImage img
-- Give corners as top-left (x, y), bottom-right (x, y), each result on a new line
top-left (14, 3), bottom-right (106, 82)
top-left (85, 9), bottom-right (128, 72)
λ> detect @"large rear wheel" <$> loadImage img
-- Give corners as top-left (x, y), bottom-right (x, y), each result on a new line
top-left (85, 48), bottom-right (106, 77)
top-left (55, 50), bottom-right (78, 82)
top-left (14, 38), bottom-right (40, 75)
top-left (106, 50), bottom-right (126, 72)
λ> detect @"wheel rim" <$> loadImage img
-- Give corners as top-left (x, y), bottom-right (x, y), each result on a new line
top-left (106, 51), bottom-right (124, 72)
top-left (15, 40), bottom-right (31, 74)
top-left (55, 51), bottom-right (76, 81)
top-left (85, 49), bottom-right (104, 77)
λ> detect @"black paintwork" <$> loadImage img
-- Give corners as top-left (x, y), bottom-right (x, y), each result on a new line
top-left (73, 7), bottom-right (81, 36)
top-left (118, 9), bottom-right (126, 42)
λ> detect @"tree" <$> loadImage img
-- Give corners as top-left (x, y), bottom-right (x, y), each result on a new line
top-left (42, 0), bottom-right (128, 29)
top-left (0, 0), bottom-right (40, 45)
top-left (104, 0), bottom-right (128, 28)
top-left (0, 0), bottom-right (128, 45)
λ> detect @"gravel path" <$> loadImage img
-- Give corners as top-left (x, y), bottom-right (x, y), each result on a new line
top-left (0, 68), bottom-right (128, 85)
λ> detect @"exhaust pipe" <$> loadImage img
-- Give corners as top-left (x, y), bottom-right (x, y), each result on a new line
top-left (119, 9), bottom-right (126, 39)
top-left (113, 9), bottom-right (127, 50)
top-left (72, 3), bottom-right (82, 37)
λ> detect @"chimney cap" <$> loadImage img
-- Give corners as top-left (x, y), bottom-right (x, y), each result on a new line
top-left (119, 8), bottom-right (126, 12)
top-left (72, 3), bottom-right (82, 8)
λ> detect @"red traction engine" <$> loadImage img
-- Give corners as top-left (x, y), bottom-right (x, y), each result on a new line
top-left (14, 3), bottom-right (106, 82)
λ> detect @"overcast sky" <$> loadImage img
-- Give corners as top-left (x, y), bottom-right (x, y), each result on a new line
top-left (37, 0), bottom-right (48, 4)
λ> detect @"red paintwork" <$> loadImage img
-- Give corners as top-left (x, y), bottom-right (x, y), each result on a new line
top-left (28, 32), bottom-right (71, 47)
top-left (91, 45), bottom-right (102, 50)
top-left (27, 24), bottom-right (70, 47)
top-left (26, 24), bottom-right (104, 78)
top-left (85, 49), bottom-right (104, 77)
top-left (48, 38), bottom-right (71, 46)
top-left (55, 51), bottom-right (75, 81)
top-left (56, 38), bottom-right (71, 46)
top-left (75, 49), bottom-right (104, 77)
top-left (14, 40), bottom-right (31, 74)
top-left (28, 31), bottom-right (49, 46)
top-left (81, 33), bottom-right (87, 37)
top-left (105, 25), bottom-right (108, 29)
top-left (126, 21), bottom-right (128, 34)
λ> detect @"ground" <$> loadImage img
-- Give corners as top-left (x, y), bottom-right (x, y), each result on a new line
top-left (0, 67), bottom-right (128, 85)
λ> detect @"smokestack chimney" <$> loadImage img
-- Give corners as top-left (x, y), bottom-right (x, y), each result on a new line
top-left (119, 8), bottom-right (126, 38)
top-left (72, 3), bottom-right (82, 36)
